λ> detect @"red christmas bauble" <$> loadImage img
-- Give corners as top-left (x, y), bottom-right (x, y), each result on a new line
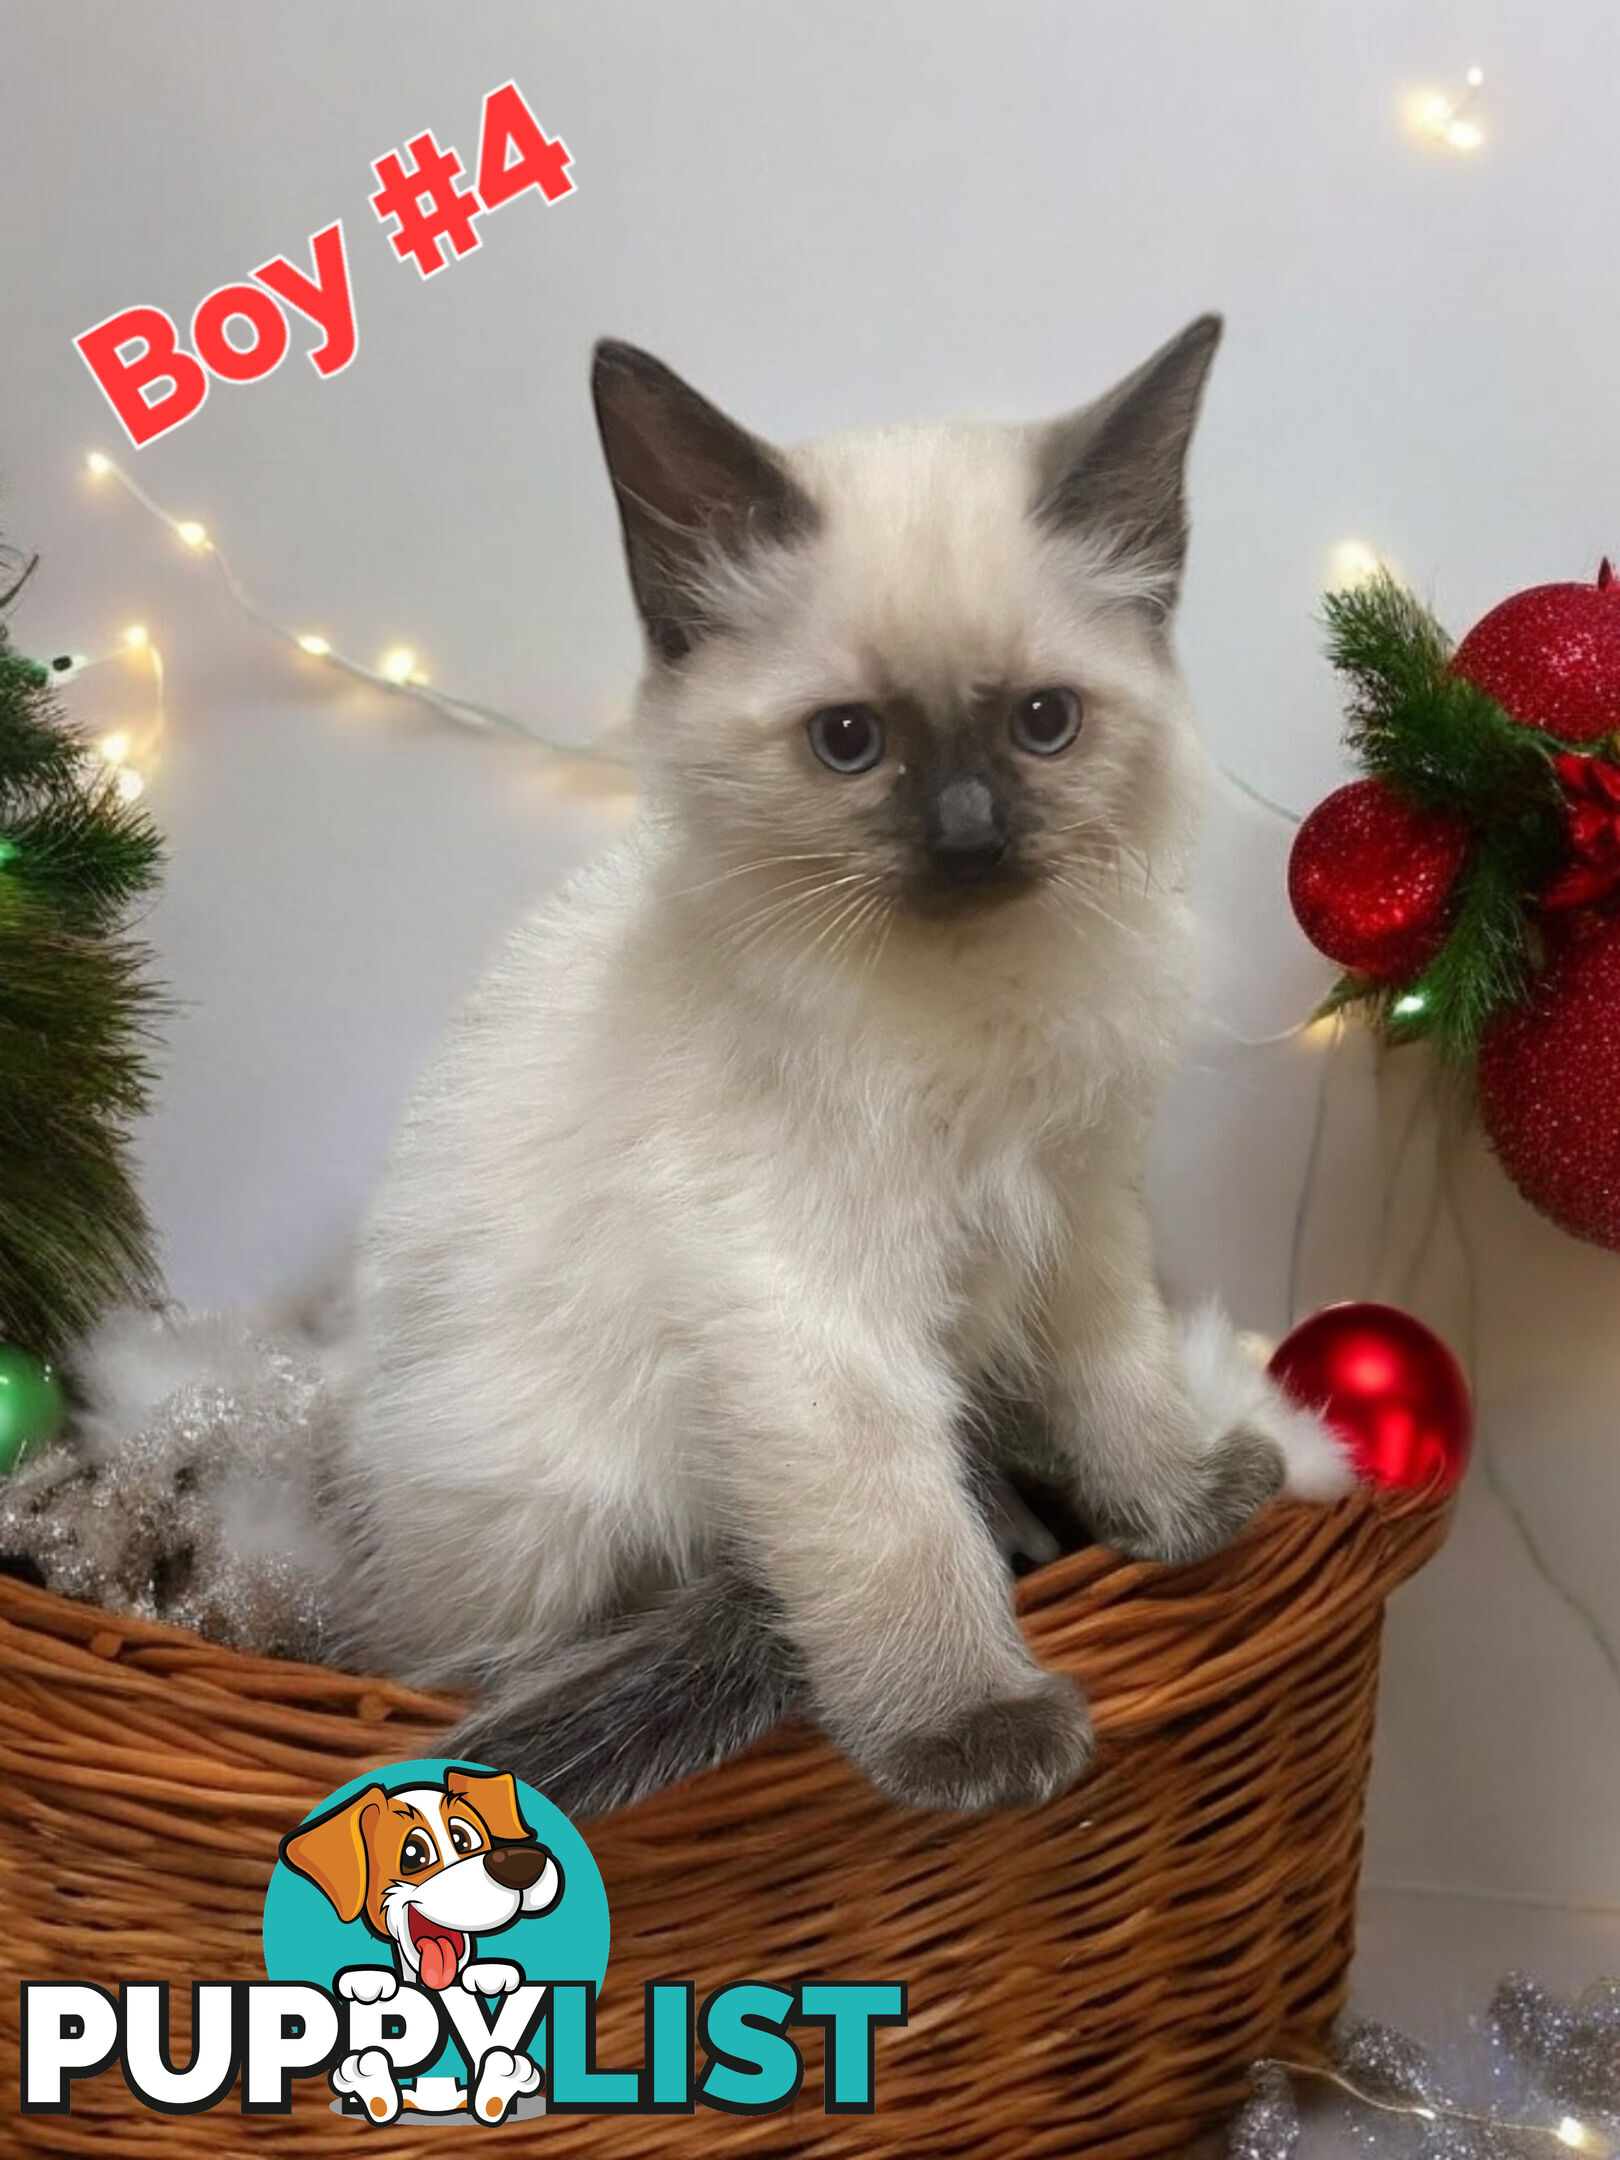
top-left (1268, 1302), bottom-right (1472, 1495)
top-left (1451, 561), bottom-right (1620, 743)
top-left (1477, 914), bottom-right (1620, 1250)
top-left (1288, 778), bottom-right (1470, 981)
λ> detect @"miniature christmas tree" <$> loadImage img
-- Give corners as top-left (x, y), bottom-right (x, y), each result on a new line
top-left (0, 544), bottom-right (163, 1360)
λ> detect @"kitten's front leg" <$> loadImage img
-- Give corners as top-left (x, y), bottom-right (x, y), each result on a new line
top-left (720, 1328), bottom-right (1093, 1812)
top-left (1034, 1176), bottom-right (1285, 1565)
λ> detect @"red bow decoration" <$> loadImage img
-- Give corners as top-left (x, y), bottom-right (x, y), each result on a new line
top-left (1539, 748), bottom-right (1620, 910)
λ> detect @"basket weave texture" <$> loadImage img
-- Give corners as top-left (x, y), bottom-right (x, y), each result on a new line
top-left (0, 1484), bottom-right (1448, 2159)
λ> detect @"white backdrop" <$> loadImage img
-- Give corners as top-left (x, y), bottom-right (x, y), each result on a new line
top-left (4, 0), bottom-right (1619, 1910)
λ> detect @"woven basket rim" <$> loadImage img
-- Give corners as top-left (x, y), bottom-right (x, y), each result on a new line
top-left (0, 1480), bottom-right (1449, 1734)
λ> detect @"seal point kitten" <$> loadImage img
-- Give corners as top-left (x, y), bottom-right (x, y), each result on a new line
top-left (336, 317), bottom-right (1349, 1812)
top-left (71, 319), bottom-right (1350, 1814)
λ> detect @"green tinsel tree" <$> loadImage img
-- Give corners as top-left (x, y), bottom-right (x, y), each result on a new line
top-left (0, 545), bottom-right (163, 1359)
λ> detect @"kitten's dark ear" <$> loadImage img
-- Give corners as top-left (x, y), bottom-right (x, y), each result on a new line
top-left (1034, 313), bottom-right (1223, 616)
top-left (591, 341), bottom-right (818, 663)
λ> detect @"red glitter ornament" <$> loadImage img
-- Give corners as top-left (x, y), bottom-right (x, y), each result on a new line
top-left (1451, 560), bottom-right (1620, 743)
top-left (1268, 1302), bottom-right (1472, 1496)
top-left (1477, 915), bottom-right (1620, 1251)
top-left (1288, 778), bottom-right (1470, 982)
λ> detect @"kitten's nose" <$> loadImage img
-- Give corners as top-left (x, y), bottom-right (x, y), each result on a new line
top-left (483, 1844), bottom-right (551, 1891)
top-left (930, 779), bottom-right (1009, 878)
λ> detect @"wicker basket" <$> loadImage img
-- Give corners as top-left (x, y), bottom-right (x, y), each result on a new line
top-left (0, 1485), bottom-right (1448, 2158)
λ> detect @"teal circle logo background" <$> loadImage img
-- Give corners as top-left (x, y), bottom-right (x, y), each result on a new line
top-left (263, 1757), bottom-right (610, 2085)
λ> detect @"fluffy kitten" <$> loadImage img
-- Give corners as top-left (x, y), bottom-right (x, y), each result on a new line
top-left (318, 318), bottom-right (1349, 1814)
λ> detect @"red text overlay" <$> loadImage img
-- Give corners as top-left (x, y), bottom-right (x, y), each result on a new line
top-left (75, 82), bottom-right (573, 449)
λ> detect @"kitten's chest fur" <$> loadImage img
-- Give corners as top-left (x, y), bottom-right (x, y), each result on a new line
top-left (725, 916), bottom-right (1183, 1375)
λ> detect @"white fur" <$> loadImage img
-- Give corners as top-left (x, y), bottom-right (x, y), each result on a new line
top-left (75, 340), bottom-right (1348, 1790)
top-left (340, 475), bottom-right (1185, 1672)
top-left (326, 381), bottom-right (1343, 1737)
top-left (1177, 1303), bottom-right (1354, 1502)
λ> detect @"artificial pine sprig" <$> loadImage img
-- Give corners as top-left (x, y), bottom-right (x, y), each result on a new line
top-left (1324, 575), bottom-right (1569, 831)
top-left (1319, 575), bottom-right (1575, 1062)
top-left (0, 545), bottom-right (164, 1358)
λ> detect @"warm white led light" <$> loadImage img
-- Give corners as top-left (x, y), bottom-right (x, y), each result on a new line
top-left (97, 731), bottom-right (132, 767)
top-left (296, 633), bottom-right (332, 657)
top-left (114, 766), bottom-right (146, 803)
top-left (1328, 539), bottom-right (1386, 590)
top-left (121, 623), bottom-right (149, 651)
top-left (379, 646), bottom-right (420, 684)
top-left (1393, 992), bottom-right (1428, 1019)
top-left (85, 450), bottom-right (112, 477)
top-left (175, 519), bottom-right (209, 550)
top-left (1404, 70), bottom-right (1487, 153)
top-left (1557, 2121), bottom-right (1604, 2155)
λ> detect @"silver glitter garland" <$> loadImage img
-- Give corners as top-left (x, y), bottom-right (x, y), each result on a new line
top-left (1228, 2064), bottom-right (1301, 2160)
top-left (1490, 1976), bottom-right (1620, 2122)
top-left (0, 1329), bottom-right (332, 1657)
top-left (1338, 2019), bottom-right (1444, 2108)
top-left (1229, 1989), bottom-right (1620, 2158)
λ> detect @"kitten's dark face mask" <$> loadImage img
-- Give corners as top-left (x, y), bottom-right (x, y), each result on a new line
top-left (799, 686), bottom-right (1082, 915)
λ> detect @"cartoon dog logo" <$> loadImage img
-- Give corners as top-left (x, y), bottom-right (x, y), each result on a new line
top-left (280, 1765), bottom-right (563, 2123)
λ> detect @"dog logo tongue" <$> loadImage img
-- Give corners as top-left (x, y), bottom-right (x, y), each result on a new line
top-left (407, 1908), bottom-right (465, 1991)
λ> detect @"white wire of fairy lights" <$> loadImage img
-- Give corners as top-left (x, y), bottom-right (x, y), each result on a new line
top-left (80, 450), bottom-right (630, 768)
top-left (1268, 2054), bottom-right (1613, 2155)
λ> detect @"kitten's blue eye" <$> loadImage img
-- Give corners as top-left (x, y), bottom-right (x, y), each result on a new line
top-left (807, 704), bottom-right (884, 774)
top-left (1011, 687), bottom-right (1082, 756)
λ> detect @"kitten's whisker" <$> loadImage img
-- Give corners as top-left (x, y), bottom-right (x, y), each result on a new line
top-left (1041, 870), bottom-right (1137, 944)
top-left (801, 881), bottom-right (884, 968)
top-left (667, 853), bottom-right (846, 900)
top-left (732, 869), bottom-right (871, 919)
top-left (831, 889), bottom-right (889, 969)
top-left (859, 893), bottom-right (897, 987)
top-left (724, 871), bottom-right (870, 939)
top-left (724, 875), bottom-right (867, 962)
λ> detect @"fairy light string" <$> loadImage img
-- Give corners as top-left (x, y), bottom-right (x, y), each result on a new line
top-left (80, 450), bottom-right (630, 766)
top-left (1265, 2054), bottom-right (1613, 2155)
top-left (5, 613), bottom-right (168, 803)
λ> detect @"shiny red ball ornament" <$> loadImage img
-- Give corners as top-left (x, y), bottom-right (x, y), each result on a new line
top-left (1268, 1301), bottom-right (1473, 1495)
top-left (1451, 560), bottom-right (1620, 743)
top-left (1288, 778), bottom-right (1470, 981)
top-left (1477, 914), bottom-right (1620, 1251)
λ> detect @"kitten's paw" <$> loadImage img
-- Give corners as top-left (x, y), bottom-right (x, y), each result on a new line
top-left (857, 1674), bottom-right (1094, 1812)
top-left (1098, 1425), bottom-right (1287, 1566)
top-left (1177, 1301), bottom-right (1355, 1502)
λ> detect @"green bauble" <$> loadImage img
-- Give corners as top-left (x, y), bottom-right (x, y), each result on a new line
top-left (0, 1344), bottom-right (66, 1473)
